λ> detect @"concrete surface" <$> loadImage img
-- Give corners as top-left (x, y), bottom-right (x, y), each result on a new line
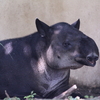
top-left (0, 0), bottom-right (100, 87)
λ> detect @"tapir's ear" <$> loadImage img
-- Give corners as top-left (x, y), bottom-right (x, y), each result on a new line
top-left (71, 19), bottom-right (80, 30)
top-left (35, 19), bottom-right (50, 37)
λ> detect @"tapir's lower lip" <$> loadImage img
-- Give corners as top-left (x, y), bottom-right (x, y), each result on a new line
top-left (75, 57), bottom-right (96, 67)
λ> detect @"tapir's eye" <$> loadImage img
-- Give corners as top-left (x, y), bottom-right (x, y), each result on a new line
top-left (62, 42), bottom-right (71, 47)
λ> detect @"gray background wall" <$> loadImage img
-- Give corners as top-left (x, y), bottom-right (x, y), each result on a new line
top-left (0, 0), bottom-right (100, 87)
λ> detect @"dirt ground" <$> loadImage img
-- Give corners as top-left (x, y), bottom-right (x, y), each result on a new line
top-left (1, 86), bottom-right (100, 100)
top-left (73, 85), bottom-right (100, 98)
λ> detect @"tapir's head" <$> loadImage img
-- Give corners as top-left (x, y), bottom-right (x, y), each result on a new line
top-left (36, 19), bottom-right (99, 69)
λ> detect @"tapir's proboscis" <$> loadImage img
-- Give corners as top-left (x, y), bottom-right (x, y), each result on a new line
top-left (0, 19), bottom-right (99, 99)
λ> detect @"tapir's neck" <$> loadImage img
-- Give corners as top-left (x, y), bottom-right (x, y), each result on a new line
top-left (32, 56), bottom-right (70, 97)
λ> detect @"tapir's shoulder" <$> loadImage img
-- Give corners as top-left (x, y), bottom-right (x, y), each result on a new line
top-left (0, 32), bottom-right (40, 57)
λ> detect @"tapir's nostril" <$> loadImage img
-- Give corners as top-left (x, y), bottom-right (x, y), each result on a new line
top-left (87, 56), bottom-right (92, 62)
top-left (86, 54), bottom-right (99, 62)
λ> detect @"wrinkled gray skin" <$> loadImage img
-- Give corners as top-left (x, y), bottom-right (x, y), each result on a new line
top-left (0, 19), bottom-right (99, 99)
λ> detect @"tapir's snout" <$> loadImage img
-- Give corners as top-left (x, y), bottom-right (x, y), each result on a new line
top-left (75, 36), bottom-right (99, 67)
top-left (86, 53), bottom-right (99, 66)
top-left (75, 52), bottom-right (99, 67)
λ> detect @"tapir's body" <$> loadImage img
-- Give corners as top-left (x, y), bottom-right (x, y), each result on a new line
top-left (0, 19), bottom-right (99, 99)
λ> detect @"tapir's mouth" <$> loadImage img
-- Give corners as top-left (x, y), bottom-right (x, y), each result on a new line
top-left (75, 57), bottom-right (96, 67)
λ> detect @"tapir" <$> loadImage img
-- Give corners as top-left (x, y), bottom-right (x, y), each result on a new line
top-left (0, 19), bottom-right (99, 99)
